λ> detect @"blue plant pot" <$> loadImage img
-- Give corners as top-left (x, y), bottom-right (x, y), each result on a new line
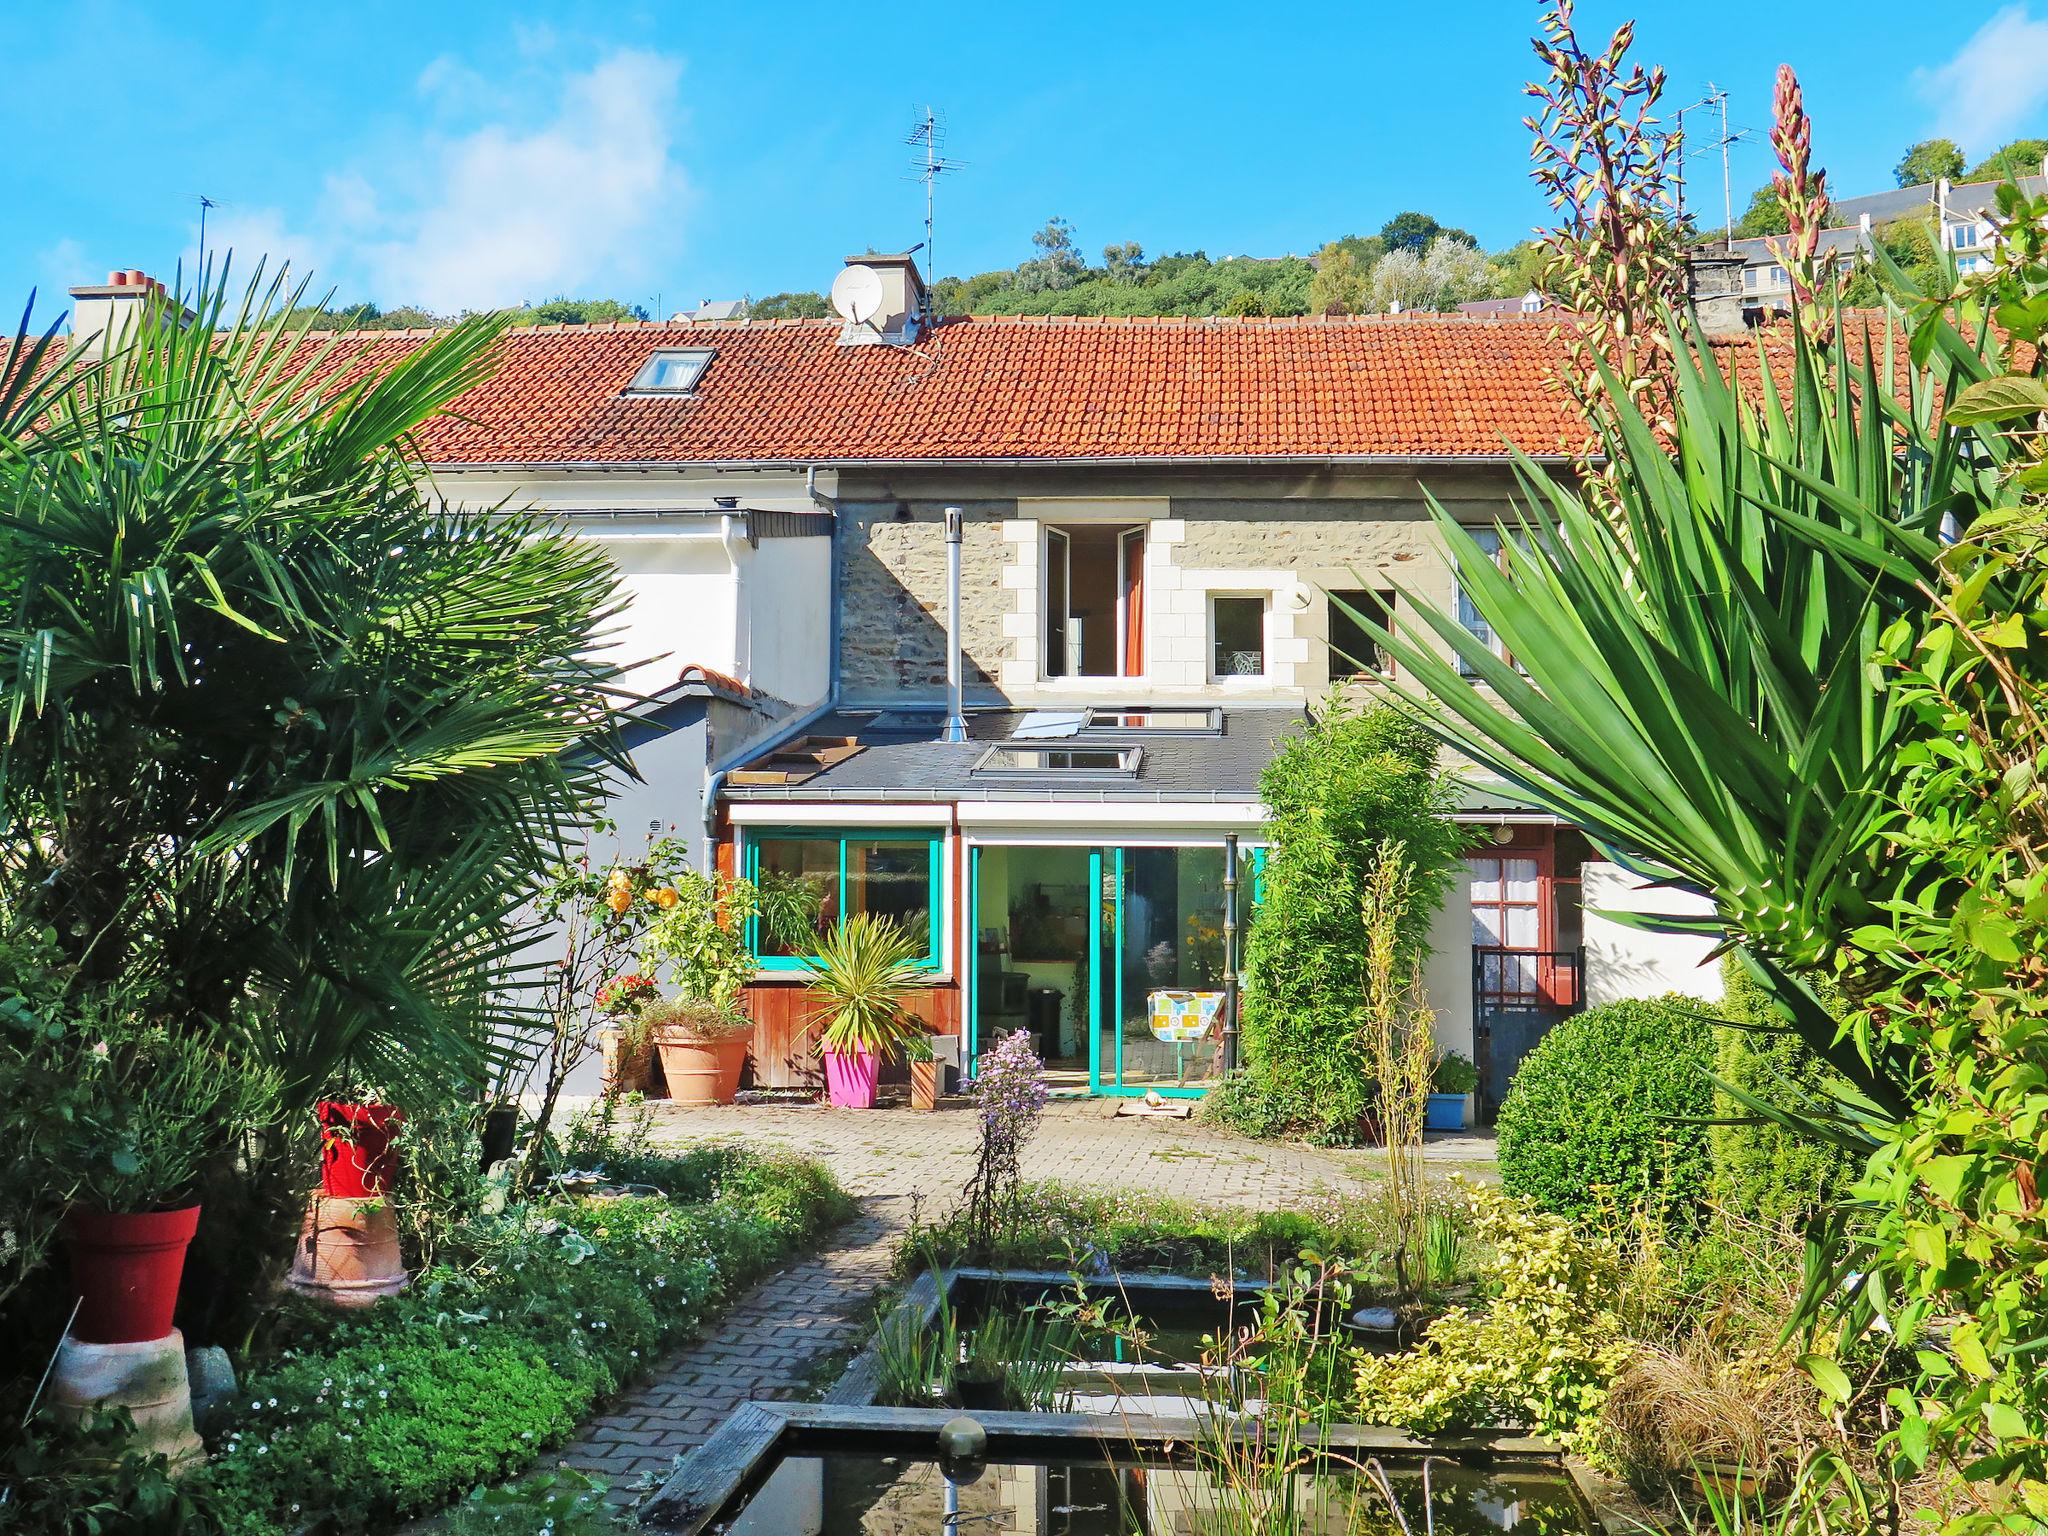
top-left (1425, 1093), bottom-right (1467, 1132)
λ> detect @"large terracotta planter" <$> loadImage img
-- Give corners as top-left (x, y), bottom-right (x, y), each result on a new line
top-left (64, 1204), bottom-right (201, 1345)
top-left (318, 1101), bottom-right (404, 1197)
top-left (286, 1194), bottom-right (409, 1308)
top-left (654, 1029), bottom-right (748, 1106)
top-left (824, 1048), bottom-right (880, 1109)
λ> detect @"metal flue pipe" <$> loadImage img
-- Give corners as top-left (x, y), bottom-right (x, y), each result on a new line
top-left (943, 506), bottom-right (967, 743)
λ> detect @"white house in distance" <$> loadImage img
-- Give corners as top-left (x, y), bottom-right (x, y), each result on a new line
top-left (70, 257), bottom-right (1727, 1116)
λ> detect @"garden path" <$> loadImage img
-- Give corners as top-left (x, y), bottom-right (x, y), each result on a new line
top-left (552, 1098), bottom-right (1495, 1504)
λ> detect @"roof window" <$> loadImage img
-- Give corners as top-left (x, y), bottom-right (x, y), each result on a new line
top-left (1083, 707), bottom-right (1220, 735)
top-left (973, 745), bottom-right (1141, 777)
top-left (625, 349), bottom-right (714, 394)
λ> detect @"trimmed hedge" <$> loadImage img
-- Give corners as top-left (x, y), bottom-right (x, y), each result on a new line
top-left (1496, 995), bottom-right (1716, 1229)
top-left (206, 1148), bottom-right (850, 1534)
top-left (1708, 960), bottom-right (1858, 1225)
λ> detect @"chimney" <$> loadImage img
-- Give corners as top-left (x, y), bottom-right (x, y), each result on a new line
top-left (1685, 247), bottom-right (1748, 335)
top-left (833, 253), bottom-right (928, 347)
top-left (67, 269), bottom-right (188, 357)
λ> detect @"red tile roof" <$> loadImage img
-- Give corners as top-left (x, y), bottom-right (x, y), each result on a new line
top-left (326, 313), bottom-right (1592, 466)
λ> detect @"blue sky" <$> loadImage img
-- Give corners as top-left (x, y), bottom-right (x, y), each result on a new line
top-left (5, 1), bottom-right (2047, 324)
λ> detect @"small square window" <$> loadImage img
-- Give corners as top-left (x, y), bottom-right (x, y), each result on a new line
top-left (1210, 595), bottom-right (1268, 679)
top-left (626, 349), bottom-right (714, 393)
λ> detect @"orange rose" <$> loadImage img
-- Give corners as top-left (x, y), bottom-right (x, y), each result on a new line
top-left (606, 888), bottom-right (633, 914)
top-left (650, 887), bottom-right (680, 909)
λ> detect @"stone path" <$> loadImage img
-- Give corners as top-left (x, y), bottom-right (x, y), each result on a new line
top-left (552, 1098), bottom-right (1496, 1505)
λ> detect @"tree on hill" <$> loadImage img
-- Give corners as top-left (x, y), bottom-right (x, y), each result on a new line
top-left (1839, 217), bottom-right (1943, 307)
top-left (750, 291), bottom-right (829, 320)
top-left (1308, 244), bottom-right (1369, 315)
top-left (1103, 241), bottom-right (1146, 285)
top-left (511, 298), bottom-right (649, 326)
top-left (1379, 210), bottom-right (1477, 255)
top-left (1369, 236), bottom-right (1495, 312)
top-left (1894, 138), bottom-right (1964, 187)
top-left (1014, 216), bottom-right (1086, 293)
top-left (1736, 183), bottom-right (1787, 237)
top-left (1487, 240), bottom-right (1548, 298)
top-left (1966, 137), bottom-right (2048, 181)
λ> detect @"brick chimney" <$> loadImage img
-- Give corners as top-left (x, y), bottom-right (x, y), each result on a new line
top-left (1684, 247), bottom-right (1747, 335)
top-left (67, 269), bottom-right (188, 356)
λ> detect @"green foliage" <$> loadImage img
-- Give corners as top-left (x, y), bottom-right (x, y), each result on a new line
top-left (1380, 210), bottom-right (1475, 254)
top-left (1351, 1181), bottom-right (1630, 1452)
top-left (1895, 138), bottom-right (1965, 188)
top-left (1708, 959), bottom-right (1856, 1225)
top-left (1432, 1050), bottom-right (1479, 1095)
top-left (1307, 244), bottom-right (1368, 315)
top-left (205, 1148), bottom-right (847, 1533)
top-left (1496, 996), bottom-right (1716, 1230)
top-left (509, 297), bottom-right (648, 326)
top-left (748, 290), bottom-right (829, 320)
top-left (802, 914), bottom-right (931, 1060)
top-left (0, 1408), bottom-right (218, 1535)
top-left (1735, 183), bottom-right (1787, 237)
top-left (443, 1467), bottom-right (626, 1536)
top-left (1210, 701), bottom-right (1463, 1144)
top-left (1964, 137), bottom-right (2048, 181)
top-left (1839, 217), bottom-right (1944, 307)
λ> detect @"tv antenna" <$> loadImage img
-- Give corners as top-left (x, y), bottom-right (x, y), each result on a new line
top-left (905, 106), bottom-right (964, 300)
top-left (1670, 85), bottom-right (1752, 245)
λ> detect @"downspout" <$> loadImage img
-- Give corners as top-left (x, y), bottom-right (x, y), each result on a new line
top-left (943, 506), bottom-right (966, 743)
top-left (697, 467), bottom-right (843, 874)
top-left (718, 512), bottom-right (748, 692)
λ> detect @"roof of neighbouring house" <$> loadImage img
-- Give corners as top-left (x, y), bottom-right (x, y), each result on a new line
top-left (302, 313), bottom-right (1595, 466)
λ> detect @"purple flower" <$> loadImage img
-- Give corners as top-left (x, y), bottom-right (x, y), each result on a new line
top-left (974, 1029), bottom-right (1048, 1158)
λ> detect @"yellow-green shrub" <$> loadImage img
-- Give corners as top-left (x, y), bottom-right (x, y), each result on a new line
top-left (1351, 1182), bottom-right (1631, 1452)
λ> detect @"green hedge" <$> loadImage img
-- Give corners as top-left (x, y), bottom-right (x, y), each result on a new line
top-left (206, 1148), bottom-right (849, 1534)
top-left (1496, 995), bottom-right (1716, 1229)
top-left (1708, 960), bottom-right (1858, 1225)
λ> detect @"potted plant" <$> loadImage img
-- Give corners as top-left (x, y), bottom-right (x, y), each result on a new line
top-left (1428, 1050), bottom-right (1479, 1132)
top-left (317, 1095), bottom-right (406, 1198)
top-left (63, 1020), bottom-right (279, 1345)
top-left (803, 914), bottom-right (931, 1110)
top-left (642, 996), bottom-right (753, 1105)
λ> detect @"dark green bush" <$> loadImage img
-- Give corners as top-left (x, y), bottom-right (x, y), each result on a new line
top-left (1496, 995), bottom-right (1716, 1229)
top-left (1211, 701), bottom-right (1465, 1144)
top-left (206, 1148), bottom-right (849, 1534)
top-left (1708, 960), bottom-right (1858, 1225)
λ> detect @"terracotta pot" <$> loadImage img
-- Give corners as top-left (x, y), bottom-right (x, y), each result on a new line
top-left (598, 1027), bottom-right (656, 1096)
top-left (654, 1028), bottom-right (749, 1106)
top-left (823, 1048), bottom-right (880, 1109)
top-left (479, 1104), bottom-right (519, 1169)
top-left (285, 1193), bottom-right (409, 1308)
top-left (64, 1204), bottom-right (201, 1344)
top-left (910, 1058), bottom-right (941, 1112)
top-left (317, 1101), bottom-right (404, 1197)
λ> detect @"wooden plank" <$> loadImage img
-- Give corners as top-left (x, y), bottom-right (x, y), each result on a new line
top-left (638, 1400), bottom-right (792, 1533)
top-left (823, 1268), bottom-right (942, 1407)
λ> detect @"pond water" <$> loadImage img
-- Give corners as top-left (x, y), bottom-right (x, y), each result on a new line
top-left (718, 1450), bottom-right (1593, 1535)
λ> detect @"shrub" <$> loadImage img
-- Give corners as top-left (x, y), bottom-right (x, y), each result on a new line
top-left (1496, 995), bottom-right (1715, 1229)
top-left (1707, 959), bottom-right (1857, 1225)
top-left (205, 1149), bottom-right (849, 1533)
top-left (1212, 701), bottom-right (1465, 1144)
top-left (1351, 1182), bottom-right (1631, 1452)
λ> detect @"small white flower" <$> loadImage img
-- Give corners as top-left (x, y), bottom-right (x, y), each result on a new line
top-left (90, 1041), bottom-right (110, 1060)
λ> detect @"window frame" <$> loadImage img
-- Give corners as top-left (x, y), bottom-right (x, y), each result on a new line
top-left (1327, 588), bottom-right (1397, 682)
top-left (1456, 527), bottom-right (1510, 676)
top-left (1042, 522), bottom-right (1146, 680)
top-left (1207, 592), bottom-right (1270, 682)
top-left (624, 348), bottom-right (716, 395)
top-left (742, 827), bottom-right (944, 972)
top-left (971, 744), bottom-right (1142, 777)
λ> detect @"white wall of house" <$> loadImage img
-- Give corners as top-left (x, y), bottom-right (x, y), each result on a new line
top-left (744, 535), bottom-right (831, 708)
top-left (1422, 873), bottom-right (1475, 1127)
top-left (1581, 861), bottom-right (1725, 1006)
top-left (595, 529), bottom-right (743, 694)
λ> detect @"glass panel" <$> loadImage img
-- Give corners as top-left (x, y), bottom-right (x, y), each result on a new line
top-left (1211, 596), bottom-right (1266, 677)
top-left (1456, 527), bottom-right (1503, 675)
top-left (1044, 529), bottom-right (1070, 677)
top-left (1504, 904), bottom-right (1540, 949)
top-left (1503, 858), bottom-right (1540, 902)
top-left (975, 746), bottom-right (1138, 775)
top-left (845, 840), bottom-right (933, 955)
top-left (1107, 847), bottom-right (1226, 1090)
top-left (1328, 589), bottom-right (1394, 680)
top-left (753, 838), bottom-right (837, 956)
top-left (1472, 907), bottom-right (1505, 947)
top-left (1086, 708), bottom-right (1219, 733)
top-left (1466, 857), bottom-right (1502, 903)
top-left (976, 845), bottom-right (1091, 1070)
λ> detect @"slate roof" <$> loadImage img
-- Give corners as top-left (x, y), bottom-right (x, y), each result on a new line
top-left (722, 706), bottom-right (1309, 804)
top-left (305, 313), bottom-right (1593, 466)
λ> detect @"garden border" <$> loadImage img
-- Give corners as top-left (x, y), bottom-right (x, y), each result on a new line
top-left (645, 1265), bottom-right (1644, 1533)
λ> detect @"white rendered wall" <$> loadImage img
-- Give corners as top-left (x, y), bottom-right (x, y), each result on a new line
top-left (1581, 861), bottom-right (1725, 1006)
top-left (596, 533), bottom-right (740, 695)
top-left (744, 536), bottom-right (831, 707)
top-left (1422, 872), bottom-right (1475, 1060)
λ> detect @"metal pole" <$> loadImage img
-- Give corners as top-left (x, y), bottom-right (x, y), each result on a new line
top-left (943, 506), bottom-right (966, 743)
top-left (1221, 833), bottom-right (1240, 1074)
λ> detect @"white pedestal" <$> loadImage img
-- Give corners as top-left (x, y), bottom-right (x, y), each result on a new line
top-left (49, 1327), bottom-right (204, 1469)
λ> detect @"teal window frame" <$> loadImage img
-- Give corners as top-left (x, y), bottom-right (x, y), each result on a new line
top-left (743, 827), bottom-right (944, 972)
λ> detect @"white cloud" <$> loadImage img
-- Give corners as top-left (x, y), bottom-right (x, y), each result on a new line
top-left (356, 49), bottom-right (688, 312)
top-left (201, 48), bottom-right (689, 315)
top-left (1917, 4), bottom-right (2048, 152)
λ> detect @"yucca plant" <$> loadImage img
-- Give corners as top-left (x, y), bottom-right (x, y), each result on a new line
top-left (801, 913), bottom-right (931, 1061)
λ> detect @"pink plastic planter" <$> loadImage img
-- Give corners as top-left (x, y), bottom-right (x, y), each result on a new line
top-left (823, 1048), bottom-right (880, 1109)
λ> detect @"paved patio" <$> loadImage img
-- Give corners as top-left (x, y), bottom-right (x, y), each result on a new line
top-left (553, 1099), bottom-right (1495, 1504)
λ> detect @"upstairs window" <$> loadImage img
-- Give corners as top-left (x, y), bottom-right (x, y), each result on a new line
top-left (625, 349), bottom-right (714, 394)
top-left (1210, 594), bottom-right (1268, 680)
top-left (1457, 528), bottom-right (1508, 676)
top-left (1045, 524), bottom-right (1145, 678)
top-left (1328, 589), bottom-right (1397, 681)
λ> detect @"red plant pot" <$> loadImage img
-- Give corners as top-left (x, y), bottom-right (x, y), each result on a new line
top-left (317, 1101), bottom-right (405, 1197)
top-left (64, 1204), bottom-right (201, 1344)
top-left (823, 1048), bottom-right (880, 1109)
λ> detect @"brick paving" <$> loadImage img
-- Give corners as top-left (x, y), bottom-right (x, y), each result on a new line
top-left (552, 1098), bottom-right (1496, 1505)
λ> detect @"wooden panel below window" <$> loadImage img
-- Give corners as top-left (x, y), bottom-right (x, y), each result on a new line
top-left (739, 978), bottom-right (962, 1089)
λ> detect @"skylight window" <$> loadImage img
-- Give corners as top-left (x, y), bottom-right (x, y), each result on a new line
top-left (973, 745), bottom-right (1141, 777)
top-left (1083, 707), bottom-right (1220, 735)
top-left (626, 349), bottom-right (714, 394)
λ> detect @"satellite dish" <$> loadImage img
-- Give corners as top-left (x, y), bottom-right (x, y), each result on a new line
top-left (831, 264), bottom-right (886, 326)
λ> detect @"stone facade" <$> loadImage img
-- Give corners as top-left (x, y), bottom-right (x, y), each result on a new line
top-left (833, 467), bottom-right (1519, 706)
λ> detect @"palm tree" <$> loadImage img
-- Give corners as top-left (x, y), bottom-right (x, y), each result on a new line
top-left (0, 265), bottom-right (631, 1329)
